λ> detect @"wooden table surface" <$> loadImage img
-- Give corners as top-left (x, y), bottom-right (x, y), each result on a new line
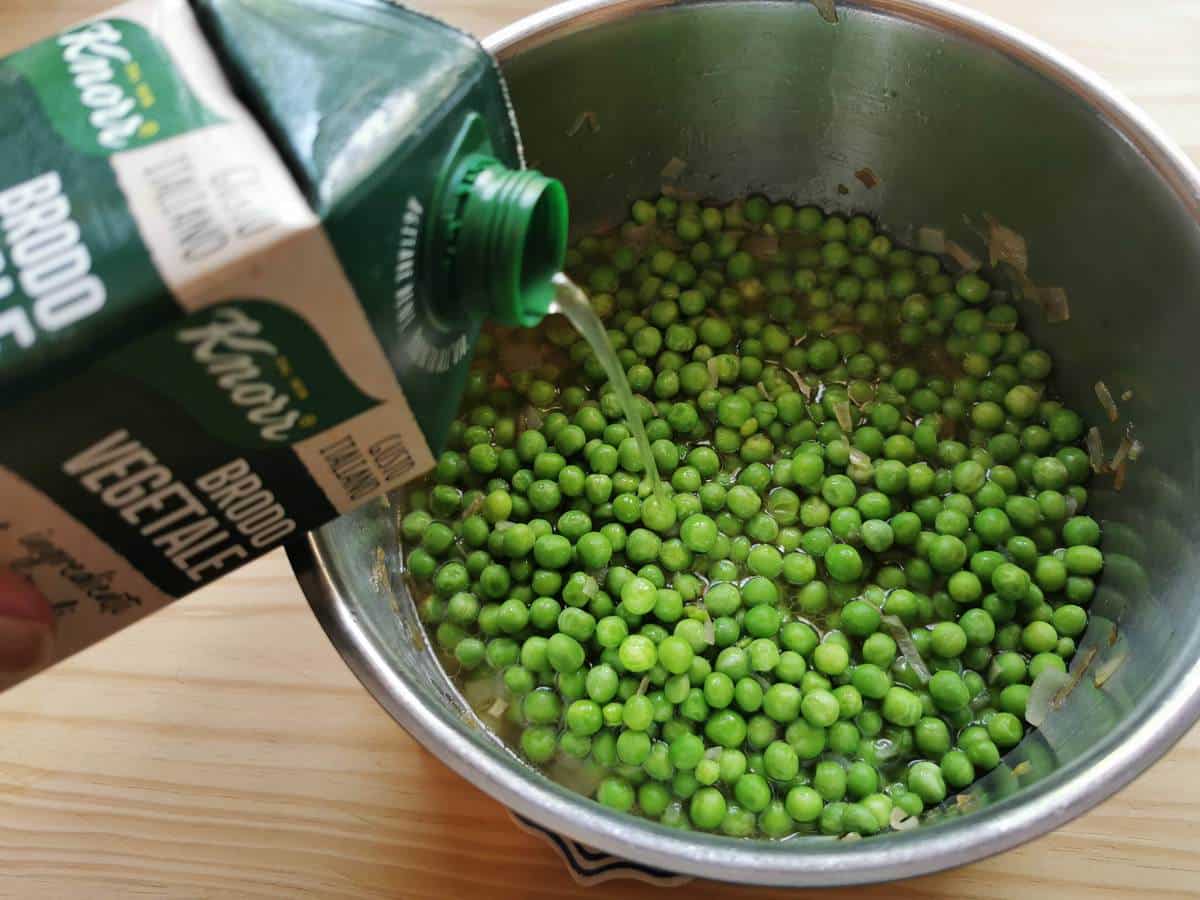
top-left (2, 1), bottom-right (1198, 897)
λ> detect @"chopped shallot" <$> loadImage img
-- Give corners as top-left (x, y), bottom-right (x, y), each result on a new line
top-left (707, 356), bottom-right (721, 389)
top-left (812, 0), bottom-right (839, 24)
top-left (945, 240), bottom-right (981, 273)
top-left (1025, 668), bottom-right (1071, 728)
top-left (1039, 287), bottom-right (1071, 323)
top-left (1093, 652), bottom-right (1128, 688)
top-left (1110, 429), bottom-right (1135, 471)
top-left (835, 400), bottom-right (854, 432)
top-left (1085, 427), bottom-right (1107, 473)
top-left (487, 697), bottom-right (509, 719)
top-left (1094, 381), bottom-right (1119, 422)
top-left (917, 227), bottom-right (946, 254)
top-left (881, 615), bottom-right (931, 684)
top-left (985, 214), bottom-right (1029, 274)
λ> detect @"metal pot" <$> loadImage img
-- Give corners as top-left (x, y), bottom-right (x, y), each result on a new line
top-left (290, 0), bottom-right (1200, 886)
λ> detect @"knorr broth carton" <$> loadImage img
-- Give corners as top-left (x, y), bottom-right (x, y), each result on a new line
top-left (0, 0), bottom-right (568, 684)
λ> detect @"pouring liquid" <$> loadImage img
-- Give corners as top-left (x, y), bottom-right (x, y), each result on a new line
top-left (550, 274), bottom-right (665, 500)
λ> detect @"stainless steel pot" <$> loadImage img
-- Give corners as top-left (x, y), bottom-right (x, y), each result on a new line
top-left (290, 0), bottom-right (1200, 886)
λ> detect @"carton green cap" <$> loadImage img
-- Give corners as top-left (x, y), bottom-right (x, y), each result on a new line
top-left (452, 161), bottom-right (568, 328)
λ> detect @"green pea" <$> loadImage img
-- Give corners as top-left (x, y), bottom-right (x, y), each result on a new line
top-left (824, 544), bottom-right (864, 583)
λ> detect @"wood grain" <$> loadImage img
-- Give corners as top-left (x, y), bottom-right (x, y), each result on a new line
top-left (1, 1), bottom-right (1198, 897)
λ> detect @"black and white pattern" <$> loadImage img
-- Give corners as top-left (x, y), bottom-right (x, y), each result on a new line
top-left (509, 813), bottom-right (692, 887)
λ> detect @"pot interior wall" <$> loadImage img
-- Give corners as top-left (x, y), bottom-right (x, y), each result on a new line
top-left (499, 0), bottom-right (1200, 786)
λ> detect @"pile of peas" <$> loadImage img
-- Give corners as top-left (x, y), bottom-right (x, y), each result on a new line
top-left (401, 193), bottom-right (1103, 839)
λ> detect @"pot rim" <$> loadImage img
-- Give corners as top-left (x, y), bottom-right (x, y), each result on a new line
top-left (293, 0), bottom-right (1200, 886)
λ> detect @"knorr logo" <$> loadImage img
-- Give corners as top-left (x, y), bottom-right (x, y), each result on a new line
top-left (58, 21), bottom-right (150, 151)
top-left (5, 18), bottom-right (219, 156)
top-left (176, 306), bottom-right (308, 444)
top-left (104, 300), bottom-right (376, 453)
